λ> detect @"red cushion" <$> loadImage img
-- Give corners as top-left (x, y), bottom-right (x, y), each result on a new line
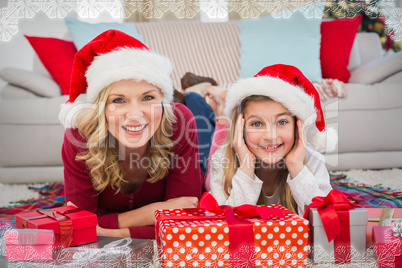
top-left (25, 36), bottom-right (77, 95)
top-left (320, 16), bottom-right (362, 82)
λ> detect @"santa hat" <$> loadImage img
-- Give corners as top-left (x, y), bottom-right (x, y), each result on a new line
top-left (58, 29), bottom-right (173, 129)
top-left (224, 64), bottom-right (338, 153)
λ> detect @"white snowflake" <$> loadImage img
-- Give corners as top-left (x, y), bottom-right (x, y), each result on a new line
top-left (381, 1), bottom-right (402, 42)
top-left (325, 0), bottom-right (362, 19)
top-left (75, 0), bottom-right (106, 19)
top-left (137, 0), bottom-right (169, 19)
top-left (41, 0), bottom-right (75, 18)
top-left (200, 0), bottom-right (228, 19)
top-left (264, 0), bottom-right (299, 19)
top-left (230, 245), bottom-right (258, 268)
top-left (104, 0), bottom-right (125, 19)
top-left (0, 6), bottom-right (18, 42)
top-left (298, 0), bottom-right (325, 19)
top-left (231, 0), bottom-right (265, 19)
top-left (7, 0), bottom-right (40, 19)
top-left (169, 0), bottom-right (200, 19)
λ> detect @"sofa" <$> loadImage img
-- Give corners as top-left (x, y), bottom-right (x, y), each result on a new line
top-left (1, 18), bottom-right (402, 184)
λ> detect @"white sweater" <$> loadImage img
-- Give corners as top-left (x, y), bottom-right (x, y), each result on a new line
top-left (209, 146), bottom-right (332, 216)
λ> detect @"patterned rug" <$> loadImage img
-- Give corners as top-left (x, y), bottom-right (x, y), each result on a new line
top-left (330, 174), bottom-right (402, 207)
top-left (0, 182), bottom-right (65, 236)
top-left (0, 175), bottom-right (402, 237)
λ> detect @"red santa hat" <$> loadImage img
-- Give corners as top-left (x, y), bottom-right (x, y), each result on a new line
top-left (58, 29), bottom-right (173, 129)
top-left (224, 64), bottom-right (338, 153)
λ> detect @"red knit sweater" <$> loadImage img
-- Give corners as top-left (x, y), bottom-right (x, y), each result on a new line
top-left (62, 103), bottom-right (204, 239)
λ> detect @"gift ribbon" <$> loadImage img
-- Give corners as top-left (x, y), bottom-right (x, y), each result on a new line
top-left (157, 193), bottom-right (286, 268)
top-left (21, 207), bottom-right (82, 248)
top-left (68, 238), bottom-right (132, 264)
top-left (303, 190), bottom-right (362, 264)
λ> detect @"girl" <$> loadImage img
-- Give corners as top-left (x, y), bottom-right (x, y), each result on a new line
top-left (209, 64), bottom-right (337, 215)
top-left (59, 30), bottom-right (203, 239)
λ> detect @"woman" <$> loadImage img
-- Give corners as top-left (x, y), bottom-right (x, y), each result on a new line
top-left (59, 30), bottom-right (204, 239)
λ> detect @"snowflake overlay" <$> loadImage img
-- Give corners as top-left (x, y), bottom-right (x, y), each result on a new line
top-left (0, 0), bottom-right (401, 42)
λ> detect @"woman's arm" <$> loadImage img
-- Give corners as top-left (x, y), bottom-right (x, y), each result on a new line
top-left (117, 196), bottom-right (198, 228)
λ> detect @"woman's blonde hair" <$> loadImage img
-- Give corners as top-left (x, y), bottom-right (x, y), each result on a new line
top-left (75, 84), bottom-right (176, 193)
top-left (222, 95), bottom-right (298, 213)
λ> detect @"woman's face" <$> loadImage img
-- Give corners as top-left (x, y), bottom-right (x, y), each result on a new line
top-left (243, 99), bottom-right (296, 165)
top-left (105, 80), bottom-right (163, 149)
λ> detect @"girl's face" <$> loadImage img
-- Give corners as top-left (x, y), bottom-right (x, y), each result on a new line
top-left (243, 99), bottom-right (295, 165)
top-left (105, 80), bottom-right (163, 149)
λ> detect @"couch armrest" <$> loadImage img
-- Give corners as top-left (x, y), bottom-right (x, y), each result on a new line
top-left (0, 67), bottom-right (61, 98)
top-left (348, 51), bottom-right (402, 84)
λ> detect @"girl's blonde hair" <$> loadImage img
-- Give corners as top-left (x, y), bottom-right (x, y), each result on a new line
top-left (222, 95), bottom-right (298, 213)
top-left (75, 84), bottom-right (177, 193)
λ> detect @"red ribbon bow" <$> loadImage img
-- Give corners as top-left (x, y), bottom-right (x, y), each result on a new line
top-left (21, 207), bottom-right (81, 248)
top-left (303, 189), bottom-right (361, 242)
top-left (304, 190), bottom-right (362, 264)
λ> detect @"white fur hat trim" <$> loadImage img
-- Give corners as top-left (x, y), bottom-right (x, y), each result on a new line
top-left (86, 48), bottom-right (174, 103)
top-left (59, 101), bottom-right (92, 129)
top-left (225, 76), bottom-right (317, 126)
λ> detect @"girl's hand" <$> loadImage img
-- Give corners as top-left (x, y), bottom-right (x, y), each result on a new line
top-left (233, 113), bottom-right (256, 179)
top-left (284, 119), bottom-right (307, 179)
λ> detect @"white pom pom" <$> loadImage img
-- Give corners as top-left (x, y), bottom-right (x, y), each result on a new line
top-left (58, 101), bottom-right (91, 129)
top-left (310, 127), bottom-right (338, 153)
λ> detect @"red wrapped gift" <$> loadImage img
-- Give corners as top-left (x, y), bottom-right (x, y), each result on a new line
top-left (367, 208), bottom-right (402, 248)
top-left (156, 193), bottom-right (310, 268)
top-left (373, 226), bottom-right (402, 268)
top-left (4, 229), bottom-right (54, 261)
top-left (15, 206), bottom-right (97, 249)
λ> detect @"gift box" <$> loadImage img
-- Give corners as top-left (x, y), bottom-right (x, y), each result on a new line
top-left (156, 193), bottom-right (310, 268)
top-left (372, 226), bottom-right (402, 268)
top-left (367, 208), bottom-right (402, 248)
top-left (15, 206), bottom-right (97, 249)
top-left (305, 190), bottom-right (368, 264)
top-left (4, 229), bottom-right (54, 261)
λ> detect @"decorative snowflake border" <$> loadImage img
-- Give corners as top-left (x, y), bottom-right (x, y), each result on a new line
top-left (0, 0), bottom-right (401, 42)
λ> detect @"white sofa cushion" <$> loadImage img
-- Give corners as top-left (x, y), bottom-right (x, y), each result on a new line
top-left (356, 32), bottom-right (383, 65)
top-left (0, 67), bottom-right (61, 97)
top-left (349, 51), bottom-right (402, 84)
top-left (347, 37), bottom-right (361, 71)
top-left (0, 84), bottom-right (38, 99)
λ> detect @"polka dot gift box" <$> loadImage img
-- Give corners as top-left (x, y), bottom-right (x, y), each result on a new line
top-left (155, 193), bottom-right (310, 267)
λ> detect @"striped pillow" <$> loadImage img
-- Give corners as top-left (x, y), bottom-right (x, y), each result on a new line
top-left (135, 21), bottom-right (240, 90)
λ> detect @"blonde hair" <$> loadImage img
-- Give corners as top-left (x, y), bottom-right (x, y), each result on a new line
top-left (222, 95), bottom-right (298, 213)
top-left (75, 85), bottom-right (176, 193)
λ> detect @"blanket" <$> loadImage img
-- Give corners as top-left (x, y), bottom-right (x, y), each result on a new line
top-left (330, 174), bottom-right (402, 208)
top-left (0, 182), bottom-right (65, 236)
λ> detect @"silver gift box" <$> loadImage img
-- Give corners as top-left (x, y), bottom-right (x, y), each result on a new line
top-left (308, 207), bottom-right (368, 263)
